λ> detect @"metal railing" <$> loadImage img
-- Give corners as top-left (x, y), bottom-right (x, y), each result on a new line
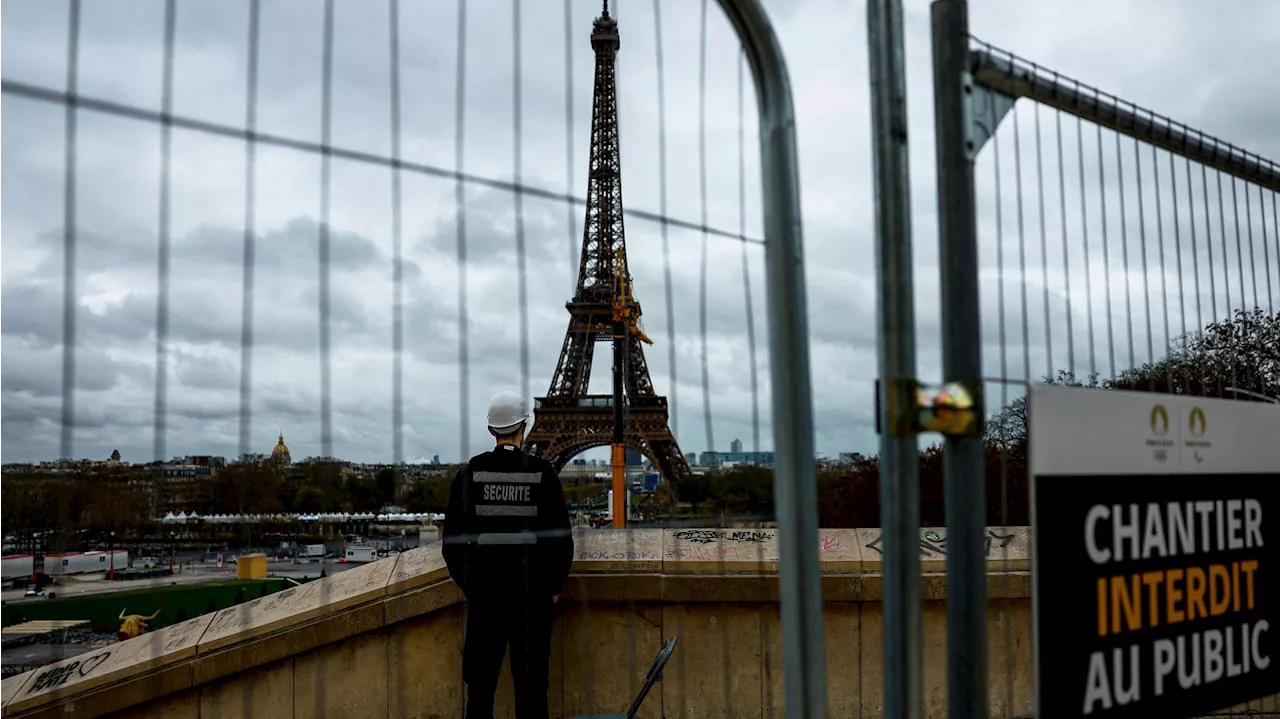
top-left (4, 0), bottom-right (1277, 717)
top-left (0, 0), bottom-right (808, 716)
top-left (922, 1), bottom-right (1280, 717)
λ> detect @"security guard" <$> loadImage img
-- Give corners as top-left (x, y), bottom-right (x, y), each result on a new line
top-left (443, 390), bottom-right (574, 719)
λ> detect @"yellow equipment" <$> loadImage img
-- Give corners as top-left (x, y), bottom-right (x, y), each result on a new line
top-left (118, 607), bottom-right (161, 640)
top-left (611, 248), bottom-right (649, 528)
top-left (235, 552), bottom-right (268, 579)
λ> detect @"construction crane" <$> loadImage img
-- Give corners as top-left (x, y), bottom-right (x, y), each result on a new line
top-left (610, 247), bottom-right (650, 528)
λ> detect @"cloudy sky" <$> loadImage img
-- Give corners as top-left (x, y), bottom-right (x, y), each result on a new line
top-left (3, 0), bottom-right (1277, 467)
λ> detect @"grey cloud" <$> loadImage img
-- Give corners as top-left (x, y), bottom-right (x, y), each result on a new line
top-left (167, 397), bottom-right (243, 424)
top-left (2, 218), bottom-right (397, 355)
top-left (415, 189), bottom-right (566, 267)
top-left (0, 339), bottom-right (133, 398)
top-left (172, 350), bottom-right (239, 391)
top-left (4, 0), bottom-right (1277, 466)
top-left (11, 217), bottom-right (387, 287)
top-left (402, 188), bottom-right (772, 367)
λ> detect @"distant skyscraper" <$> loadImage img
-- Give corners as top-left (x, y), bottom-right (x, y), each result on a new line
top-left (730, 438), bottom-right (743, 454)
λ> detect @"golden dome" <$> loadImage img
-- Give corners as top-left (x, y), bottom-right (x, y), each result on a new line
top-left (272, 432), bottom-right (291, 462)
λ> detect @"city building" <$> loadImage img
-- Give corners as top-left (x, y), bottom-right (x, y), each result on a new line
top-left (697, 450), bottom-right (775, 468)
top-left (730, 438), bottom-right (743, 454)
top-left (175, 455), bottom-right (226, 470)
top-left (155, 463), bottom-right (215, 517)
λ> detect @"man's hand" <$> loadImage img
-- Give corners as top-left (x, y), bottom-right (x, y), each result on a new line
top-left (552, 594), bottom-right (561, 603)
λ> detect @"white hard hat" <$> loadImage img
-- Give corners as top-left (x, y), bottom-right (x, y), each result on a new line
top-left (486, 391), bottom-right (528, 433)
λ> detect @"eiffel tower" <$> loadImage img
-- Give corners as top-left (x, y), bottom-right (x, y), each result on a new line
top-left (523, 1), bottom-right (690, 486)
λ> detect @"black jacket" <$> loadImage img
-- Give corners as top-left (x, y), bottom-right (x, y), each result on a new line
top-left (441, 444), bottom-right (574, 597)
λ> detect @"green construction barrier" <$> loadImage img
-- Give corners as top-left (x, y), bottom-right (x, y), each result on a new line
top-left (1, 579), bottom-right (287, 631)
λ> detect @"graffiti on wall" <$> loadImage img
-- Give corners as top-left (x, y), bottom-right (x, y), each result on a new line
top-left (673, 530), bottom-right (774, 545)
top-left (864, 529), bottom-right (1016, 558)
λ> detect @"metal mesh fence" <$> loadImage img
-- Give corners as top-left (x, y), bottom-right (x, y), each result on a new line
top-left (4, 0), bottom-right (1278, 717)
top-left (963, 35), bottom-right (1280, 719)
top-left (1, 0), bottom-right (810, 717)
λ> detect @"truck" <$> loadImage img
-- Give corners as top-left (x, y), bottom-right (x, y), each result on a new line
top-left (46, 550), bottom-right (130, 576)
top-left (344, 545), bottom-right (376, 563)
top-left (301, 544), bottom-right (326, 558)
top-left (1, 554), bottom-right (33, 579)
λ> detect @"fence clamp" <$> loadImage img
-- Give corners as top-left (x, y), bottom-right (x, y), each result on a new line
top-left (962, 70), bottom-right (1015, 161)
top-left (878, 378), bottom-right (984, 437)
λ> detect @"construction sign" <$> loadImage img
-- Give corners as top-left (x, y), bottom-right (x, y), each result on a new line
top-left (1029, 386), bottom-right (1279, 719)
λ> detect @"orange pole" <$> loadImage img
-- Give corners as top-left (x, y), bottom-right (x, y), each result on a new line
top-left (611, 444), bottom-right (626, 528)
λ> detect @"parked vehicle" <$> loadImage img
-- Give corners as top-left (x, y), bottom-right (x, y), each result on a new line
top-left (50, 551), bottom-right (131, 576)
top-left (1, 554), bottom-right (33, 579)
top-left (343, 546), bottom-right (376, 563)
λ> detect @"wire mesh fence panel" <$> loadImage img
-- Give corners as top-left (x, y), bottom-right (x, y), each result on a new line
top-left (0, 1), bottom-right (836, 718)
top-left (957, 35), bottom-right (1280, 719)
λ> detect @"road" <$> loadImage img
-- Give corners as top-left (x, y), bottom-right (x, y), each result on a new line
top-left (1, 560), bottom-right (363, 603)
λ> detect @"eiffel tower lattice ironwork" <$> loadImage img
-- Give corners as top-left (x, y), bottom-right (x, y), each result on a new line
top-left (523, 2), bottom-right (690, 486)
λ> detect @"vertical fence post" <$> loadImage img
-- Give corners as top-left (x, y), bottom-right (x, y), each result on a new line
top-left (931, 2), bottom-right (990, 718)
top-left (716, 2), bottom-right (827, 717)
top-left (867, 0), bottom-right (923, 716)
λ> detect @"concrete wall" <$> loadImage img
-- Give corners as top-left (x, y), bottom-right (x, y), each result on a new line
top-left (1, 528), bottom-right (1274, 719)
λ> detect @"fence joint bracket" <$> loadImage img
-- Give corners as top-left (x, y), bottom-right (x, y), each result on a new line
top-left (878, 378), bottom-right (985, 437)
top-left (963, 71), bottom-right (1014, 160)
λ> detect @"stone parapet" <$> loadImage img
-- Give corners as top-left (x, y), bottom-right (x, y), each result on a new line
top-left (2, 527), bottom-right (1036, 718)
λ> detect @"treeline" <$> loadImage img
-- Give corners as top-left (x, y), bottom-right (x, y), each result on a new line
top-left (211, 460), bottom-right (607, 516)
top-left (676, 309), bottom-right (1278, 528)
top-left (671, 446), bottom-right (1027, 528)
top-left (208, 461), bottom-right (428, 515)
top-left (1, 466), bottom-right (153, 548)
top-left (4, 311), bottom-right (1271, 538)
top-left (0, 459), bottom-right (610, 546)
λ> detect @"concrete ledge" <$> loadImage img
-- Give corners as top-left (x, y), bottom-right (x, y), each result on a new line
top-left (191, 602), bottom-right (385, 686)
top-left (17, 664), bottom-right (194, 719)
top-left (384, 576), bottom-right (464, 625)
top-left (1, 526), bottom-right (1033, 718)
top-left (197, 557), bottom-right (394, 653)
top-left (4, 614), bottom-right (213, 715)
top-left (573, 528), bottom-right (663, 572)
top-left (386, 543), bottom-right (450, 594)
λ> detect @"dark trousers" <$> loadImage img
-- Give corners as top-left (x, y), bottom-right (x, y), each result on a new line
top-left (463, 593), bottom-right (554, 719)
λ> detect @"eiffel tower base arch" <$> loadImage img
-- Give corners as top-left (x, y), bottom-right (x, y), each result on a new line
top-left (523, 398), bottom-right (690, 488)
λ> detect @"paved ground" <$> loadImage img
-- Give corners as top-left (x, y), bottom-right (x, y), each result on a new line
top-left (0, 560), bottom-right (376, 681)
top-left (266, 561), bottom-right (361, 581)
top-left (1, 642), bottom-right (102, 672)
top-left (1, 560), bottom-right (362, 603)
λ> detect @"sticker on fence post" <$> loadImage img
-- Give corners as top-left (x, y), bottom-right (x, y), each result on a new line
top-left (1029, 385), bottom-right (1280, 719)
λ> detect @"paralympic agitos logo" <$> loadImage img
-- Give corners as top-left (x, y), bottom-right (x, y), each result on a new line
top-left (1147, 404), bottom-right (1209, 463)
top-left (1189, 406), bottom-right (1207, 437)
